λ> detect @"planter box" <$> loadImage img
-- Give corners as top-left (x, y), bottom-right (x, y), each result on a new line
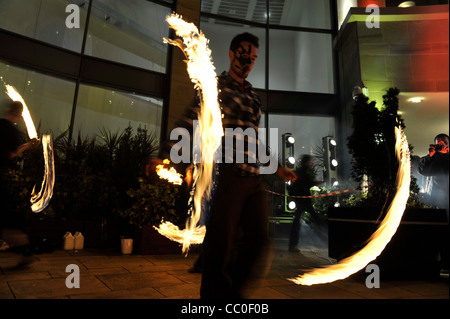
top-left (328, 207), bottom-right (448, 279)
top-left (135, 225), bottom-right (183, 255)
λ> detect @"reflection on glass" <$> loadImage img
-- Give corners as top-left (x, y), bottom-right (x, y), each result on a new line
top-left (73, 84), bottom-right (162, 145)
top-left (201, 0), bottom-right (267, 24)
top-left (0, 0), bottom-right (88, 52)
top-left (200, 0), bottom-right (331, 29)
top-left (85, 0), bottom-right (171, 72)
top-left (0, 61), bottom-right (75, 136)
top-left (268, 113), bottom-right (335, 165)
top-left (200, 16), bottom-right (266, 89)
top-left (269, 0), bottom-right (331, 29)
top-left (269, 29), bottom-right (334, 93)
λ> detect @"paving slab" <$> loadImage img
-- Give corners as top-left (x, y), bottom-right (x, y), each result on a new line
top-left (97, 271), bottom-right (185, 291)
top-left (8, 275), bottom-right (110, 299)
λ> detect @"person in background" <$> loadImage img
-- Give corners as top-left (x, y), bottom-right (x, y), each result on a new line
top-left (287, 154), bottom-right (323, 253)
top-left (419, 133), bottom-right (449, 276)
top-left (0, 100), bottom-right (35, 267)
top-left (419, 133), bottom-right (449, 214)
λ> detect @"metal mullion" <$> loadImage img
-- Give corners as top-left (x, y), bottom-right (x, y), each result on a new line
top-left (68, 0), bottom-right (93, 141)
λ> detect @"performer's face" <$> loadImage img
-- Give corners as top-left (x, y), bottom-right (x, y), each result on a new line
top-left (229, 41), bottom-right (258, 80)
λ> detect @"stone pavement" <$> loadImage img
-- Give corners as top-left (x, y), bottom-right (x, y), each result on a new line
top-left (0, 239), bottom-right (448, 300)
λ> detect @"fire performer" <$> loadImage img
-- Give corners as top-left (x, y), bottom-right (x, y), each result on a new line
top-left (160, 32), bottom-right (296, 299)
top-left (0, 100), bottom-right (35, 267)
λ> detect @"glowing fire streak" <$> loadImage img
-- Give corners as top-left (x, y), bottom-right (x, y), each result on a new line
top-left (154, 13), bottom-right (223, 254)
top-left (289, 127), bottom-right (410, 285)
top-left (5, 85), bottom-right (37, 139)
top-left (5, 85), bottom-right (55, 213)
top-left (155, 159), bottom-right (183, 185)
top-left (30, 134), bottom-right (55, 212)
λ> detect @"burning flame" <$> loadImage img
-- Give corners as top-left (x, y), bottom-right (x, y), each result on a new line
top-left (5, 85), bottom-right (37, 139)
top-left (5, 84), bottom-right (55, 213)
top-left (155, 159), bottom-right (183, 185)
top-left (289, 127), bottom-right (411, 285)
top-left (154, 13), bottom-right (223, 254)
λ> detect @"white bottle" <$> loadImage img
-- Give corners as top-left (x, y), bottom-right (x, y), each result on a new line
top-left (73, 232), bottom-right (84, 250)
top-left (63, 232), bottom-right (74, 250)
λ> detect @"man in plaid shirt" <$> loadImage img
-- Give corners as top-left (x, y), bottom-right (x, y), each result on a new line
top-left (161, 32), bottom-right (296, 298)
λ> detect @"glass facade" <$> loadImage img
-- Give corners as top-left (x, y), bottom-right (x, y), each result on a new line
top-left (0, 0), bottom-right (172, 145)
top-left (86, 0), bottom-right (171, 72)
top-left (268, 29), bottom-right (334, 93)
top-left (0, 0), bottom-right (89, 52)
top-left (0, 61), bottom-right (75, 137)
top-left (0, 0), bottom-right (340, 220)
top-left (72, 84), bottom-right (162, 143)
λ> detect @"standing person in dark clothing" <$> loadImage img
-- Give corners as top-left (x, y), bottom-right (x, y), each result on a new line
top-left (0, 100), bottom-right (34, 266)
top-left (419, 133), bottom-right (449, 214)
top-left (418, 133), bottom-right (449, 275)
top-left (287, 154), bottom-right (323, 253)
top-left (159, 32), bottom-right (296, 299)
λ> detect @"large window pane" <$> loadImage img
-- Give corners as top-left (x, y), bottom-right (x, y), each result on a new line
top-left (270, 0), bottom-right (331, 29)
top-left (201, 0), bottom-right (267, 24)
top-left (72, 84), bottom-right (162, 145)
top-left (0, 60), bottom-right (75, 136)
top-left (85, 0), bottom-right (170, 72)
top-left (269, 29), bottom-right (334, 93)
top-left (268, 113), bottom-right (336, 176)
top-left (200, 16), bottom-right (266, 89)
top-left (0, 0), bottom-right (88, 52)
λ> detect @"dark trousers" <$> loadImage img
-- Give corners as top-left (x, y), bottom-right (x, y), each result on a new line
top-left (200, 165), bottom-right (271, 299)
top-left (289, 200), bottom-right (317, 248)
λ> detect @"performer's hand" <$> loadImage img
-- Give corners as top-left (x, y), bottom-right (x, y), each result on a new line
top-left (277, 166), bottom-right (297, 182)
top-left (145, 157), bottom-right (164, 178)
top-left (428, 144), bottom-right (436, 157)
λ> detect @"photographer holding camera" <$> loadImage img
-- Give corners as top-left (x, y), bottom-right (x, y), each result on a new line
top-left (419, 133), bottom-right (449, 214)
top-left (419, 133), bottom-right (449, 277)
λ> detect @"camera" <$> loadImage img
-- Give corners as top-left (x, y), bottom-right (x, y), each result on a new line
top-left (430, 144), bottom-right (444, 151)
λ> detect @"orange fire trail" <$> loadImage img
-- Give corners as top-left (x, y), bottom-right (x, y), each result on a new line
top-left (154, 13), bottom-right (223, 254)
top-left (5, 84), bottom-right (55, 213)
top-left (289, 127), bottom-right (410, 285)
top-left (156, 159), bottom-right (183, 185)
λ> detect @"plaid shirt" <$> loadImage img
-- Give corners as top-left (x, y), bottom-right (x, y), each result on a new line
top-left (164, 71), bottom-right (264, 176)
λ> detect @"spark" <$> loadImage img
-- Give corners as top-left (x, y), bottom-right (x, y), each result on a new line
top-left (154, 13), bottom-right (223, 254)
top-left (5, 84), bottom-right (55, 213)
top-left (289, 127), bottom-right (410, 285)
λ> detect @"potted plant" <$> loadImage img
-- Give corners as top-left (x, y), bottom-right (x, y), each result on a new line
top-left (119, 168), bottom-right (187, 254)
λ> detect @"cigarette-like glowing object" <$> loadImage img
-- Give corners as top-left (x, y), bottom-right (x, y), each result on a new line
top-left (5, 84), bottom-right (55, 213)
top-left (154, 13), bottom-right (223, 254)
top-left (156, 159), bottom-right (183, 185)
top-left (289, 127), bottom-right (410, 285)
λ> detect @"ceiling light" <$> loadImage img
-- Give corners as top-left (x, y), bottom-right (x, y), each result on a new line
top-left (398, 1), bottom-right (415, 7)
top-left (408, 97), bottom-right (424, 103)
